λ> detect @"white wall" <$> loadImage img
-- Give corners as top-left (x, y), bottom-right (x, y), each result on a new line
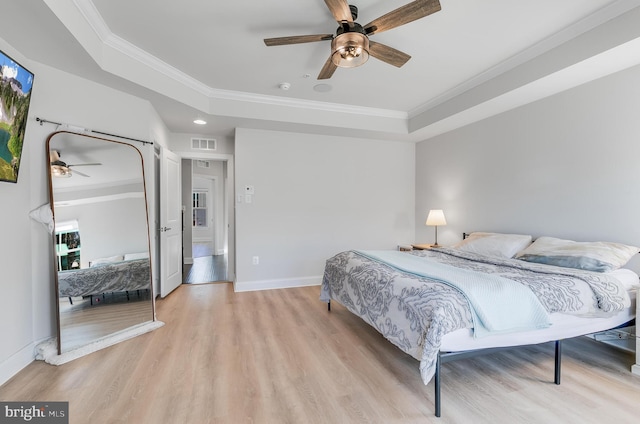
top-left (415, 64), bottom-right (640, 252)
top-left (169, 133), bottom-right (234, 155)
top-left (0, 38), bottom-right (170, 385)
top-left (54, 196), bottom-right (148, 268)
top-left (234, 128), bottom-right (415, 291)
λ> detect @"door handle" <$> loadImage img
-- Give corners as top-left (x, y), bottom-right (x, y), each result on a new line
top-left (159, 227), bottom-right (172, 232)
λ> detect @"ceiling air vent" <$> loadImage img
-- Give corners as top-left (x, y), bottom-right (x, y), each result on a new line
top-left (191, 138), bottom-right (216, 151)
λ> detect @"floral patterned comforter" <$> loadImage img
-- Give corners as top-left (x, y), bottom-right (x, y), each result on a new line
top-left (58, 258), bottom-right (151, 297)
top-left (320, 248), bottom-right (630, 384)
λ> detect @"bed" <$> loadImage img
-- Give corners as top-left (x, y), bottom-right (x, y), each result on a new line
top-left (320, 233), bottom-right (639, 417)
top-left (57, 257), bottom-right (151, 298)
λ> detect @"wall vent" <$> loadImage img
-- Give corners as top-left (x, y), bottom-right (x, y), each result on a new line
top-left (191, 138), bottom-right (216, 151)
top-left (196, 160), bottom-right (211, 169)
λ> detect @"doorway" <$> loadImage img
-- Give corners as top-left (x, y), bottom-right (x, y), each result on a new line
top-left (182, 158), bottom-right (231, 284)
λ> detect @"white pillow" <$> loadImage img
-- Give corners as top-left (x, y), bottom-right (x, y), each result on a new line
top-left (90, 255), bottom-right (124, 267)
top-left (515, 236), bottom-right (639, 272)
top-left (124, 252), bottom-right (149, 261)
top-left (452, 232), bottom-right (533, 259)
top-left (608, 268), bottom-right (640, 290)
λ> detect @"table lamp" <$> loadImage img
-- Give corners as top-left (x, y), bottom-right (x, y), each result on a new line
top-left (426, 209), bottom-right (447, 247)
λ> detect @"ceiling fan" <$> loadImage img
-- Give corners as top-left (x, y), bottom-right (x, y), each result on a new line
top-left (50, 150), bottom-right (102, 178)
top-left (264, 0), bottom-right (441, 79)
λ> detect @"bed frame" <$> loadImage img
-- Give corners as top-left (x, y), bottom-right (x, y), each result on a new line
top-left (327, 296), bottom-right (561, 417)
top-left (325, 232), bottom-right (636, 417)
top-left (435, 341), bottom-right (562, 417)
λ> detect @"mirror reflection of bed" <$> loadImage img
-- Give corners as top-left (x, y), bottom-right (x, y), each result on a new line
top-left (47, 131), bottom-right (156, 354)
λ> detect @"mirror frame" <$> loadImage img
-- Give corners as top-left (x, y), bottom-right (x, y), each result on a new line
top-left (46, 130), bottom-right (155, 355)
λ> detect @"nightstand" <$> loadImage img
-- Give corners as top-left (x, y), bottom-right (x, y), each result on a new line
top-left (411, 244), bottom-right (435, 250)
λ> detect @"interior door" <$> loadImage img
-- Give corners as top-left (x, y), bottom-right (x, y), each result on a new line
top-left (160, 147), bottom-right (182, 297)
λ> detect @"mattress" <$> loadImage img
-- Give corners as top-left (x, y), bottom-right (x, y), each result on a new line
top-left (441, 277), bottom-right (637, 352)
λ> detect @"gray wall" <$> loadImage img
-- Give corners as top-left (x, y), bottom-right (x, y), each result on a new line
top-left (416, 64), bottom-right (640, 254)
top-left (234, 128), bottom-right (415, 291)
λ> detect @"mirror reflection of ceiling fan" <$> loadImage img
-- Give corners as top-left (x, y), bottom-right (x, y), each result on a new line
top-left (50, 150), bottom-right (102, 178)
top-left (264, 0), bottom-right (442, 79)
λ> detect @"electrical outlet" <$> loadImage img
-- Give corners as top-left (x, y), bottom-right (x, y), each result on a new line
top-left (252, 256), bottom-right (259, 265)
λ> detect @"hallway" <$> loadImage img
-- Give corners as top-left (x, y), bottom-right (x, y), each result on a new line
top-left (183, 254), bottom-right (229, 283)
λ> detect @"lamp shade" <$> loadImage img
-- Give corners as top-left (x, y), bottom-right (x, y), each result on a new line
top-left (426, 209), bottom-right (447, 226)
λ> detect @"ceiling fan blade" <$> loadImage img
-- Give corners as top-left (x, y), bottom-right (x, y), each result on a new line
top-left (368, 41), bottom-right (411, 68)
top-left (264, 34), bottom-right (333, 46)
top-left (324, 0), bottom-right (353, 23)
top-left (71, 169), bottom-right (90, 178)
top-left (68, 163), bottom-right (102, 167)
top-left (364, 0), bottom-right (441, 35)
top-left (318, 57), bottom-right (338, 80)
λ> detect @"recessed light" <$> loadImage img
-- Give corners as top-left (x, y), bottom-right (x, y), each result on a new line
top-left (313, 83), bottom-right (332, 93)
top-left (193, 119), bottom-right (207, 125)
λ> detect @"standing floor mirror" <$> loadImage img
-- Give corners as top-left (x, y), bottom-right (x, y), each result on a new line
top-left (47, 131), bottom-right (156, 355)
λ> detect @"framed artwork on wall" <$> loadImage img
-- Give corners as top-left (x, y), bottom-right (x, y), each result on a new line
top-left (0, 49), bottom-right (34, 183)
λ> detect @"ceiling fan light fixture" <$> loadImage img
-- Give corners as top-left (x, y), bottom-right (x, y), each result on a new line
top-left (331, 31), bottom-right (369, 68)
top-left (51, 163), bottom-right (71, 178)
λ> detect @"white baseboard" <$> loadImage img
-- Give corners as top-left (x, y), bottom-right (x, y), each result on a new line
top-left (234, 276), bottom-right (322, 292)
top-left (632, 363), bottom-right (640, 376)
top-left (216, 249), bottom-right (225, 256)
top-left (184, 257), bottom-right (194, 265)
top-left (0, 342), bottom-right (37, 386)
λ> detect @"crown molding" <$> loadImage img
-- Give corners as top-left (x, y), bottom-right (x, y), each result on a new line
top-left (409, 0), bottom-right (640, 118)
top-left (72, 0), bottom-right (406, 121)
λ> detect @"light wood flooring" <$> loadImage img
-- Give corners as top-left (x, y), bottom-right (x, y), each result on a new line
top-left (1, 284), bottom-right (639, 423)
top-left (59, 292), bottom-right (153, 352)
